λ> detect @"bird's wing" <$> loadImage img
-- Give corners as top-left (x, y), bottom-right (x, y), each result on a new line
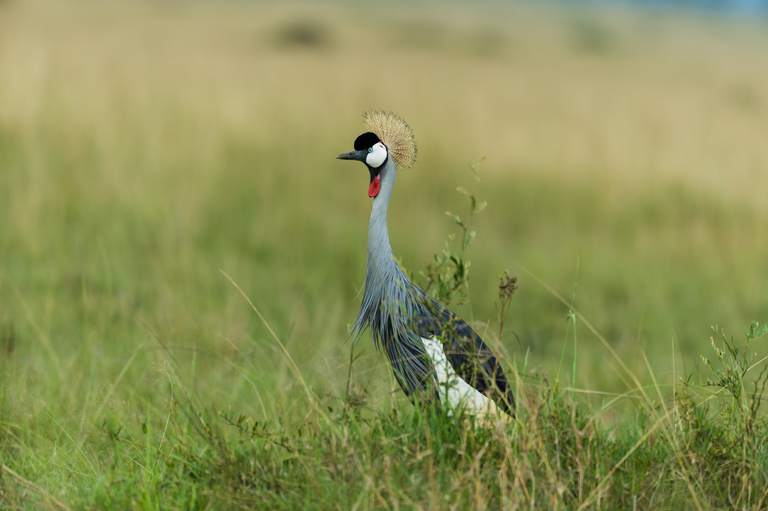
top-left (416, 304), bottom-right (515, 415)
top-left (377, 312), bottom-right (440, 405)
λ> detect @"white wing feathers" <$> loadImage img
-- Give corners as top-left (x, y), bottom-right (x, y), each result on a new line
top-left (421, 336), bottom-right (508, 421)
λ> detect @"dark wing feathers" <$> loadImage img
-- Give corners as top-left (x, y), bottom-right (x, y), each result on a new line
top-left (363, 280), bottom-right (514, 413)
top-left (378, 313), bottom-right (440, 404)
top-left (417, 304), bottom-right (516, 415)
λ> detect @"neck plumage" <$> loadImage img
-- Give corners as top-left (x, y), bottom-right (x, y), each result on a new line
top-left (350, 158), bottom-right (435, 399)
top-left (367, 162), bottom-right (396, 276)
top-left (351, 158), bottom-right (409, 343)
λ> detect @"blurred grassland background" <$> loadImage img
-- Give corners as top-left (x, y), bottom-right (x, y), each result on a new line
top-left (1, 0), bottom-right (768, 473)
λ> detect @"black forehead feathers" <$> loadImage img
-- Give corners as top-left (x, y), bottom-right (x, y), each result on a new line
top-left (354, 132), bottom-right (381, 151)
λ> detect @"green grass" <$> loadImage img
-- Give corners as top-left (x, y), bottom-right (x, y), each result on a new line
top-left (2, 0), bottom-right (768, 508)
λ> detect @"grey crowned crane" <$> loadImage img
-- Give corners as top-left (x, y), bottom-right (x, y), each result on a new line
top-left (336, 111), bottom-right (515, 421)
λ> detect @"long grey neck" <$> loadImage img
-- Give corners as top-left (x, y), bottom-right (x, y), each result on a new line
top-left (367, 158), bottom-right (397, 275)
top-left (351, 157), bottom-right (412, 343)
top-left (351, 157), bottom-right (433, 397)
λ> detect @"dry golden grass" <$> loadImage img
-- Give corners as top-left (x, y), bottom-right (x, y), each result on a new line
top-left (2, 0), bottom-right (767, 204)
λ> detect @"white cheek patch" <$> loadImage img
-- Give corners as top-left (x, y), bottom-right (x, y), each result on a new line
top-left (365, 142), bottom-right (387, 168)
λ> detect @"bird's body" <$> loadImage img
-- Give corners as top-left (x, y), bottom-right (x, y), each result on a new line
top-left (338, 112), bottom-right (514, 419)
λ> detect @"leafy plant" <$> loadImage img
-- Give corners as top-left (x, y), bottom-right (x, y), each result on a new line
top-left (420, 157), bottom-right (487, 309)
top-left (700, 321), bottom-right (767, 408)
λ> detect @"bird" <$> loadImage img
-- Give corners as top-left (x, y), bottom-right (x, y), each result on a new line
top-left (336, 110), bottom-right (515, 421)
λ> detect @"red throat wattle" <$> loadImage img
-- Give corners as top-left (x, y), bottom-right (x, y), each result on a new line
top-left (368, 175), bottom-right (381, 198)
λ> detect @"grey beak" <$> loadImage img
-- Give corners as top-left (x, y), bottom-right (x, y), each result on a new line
top-left (336, 150), bottom-right (367, 162)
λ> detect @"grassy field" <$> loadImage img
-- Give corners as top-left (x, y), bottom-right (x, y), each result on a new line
top-left (2, 0), bottom-right (768, 508)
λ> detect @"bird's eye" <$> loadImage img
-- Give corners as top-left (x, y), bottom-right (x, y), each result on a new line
top-left (368, 148), bottom-right (373, 153)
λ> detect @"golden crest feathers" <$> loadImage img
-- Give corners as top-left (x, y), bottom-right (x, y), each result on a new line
top-left (363, 110), bottom-right (417, 171)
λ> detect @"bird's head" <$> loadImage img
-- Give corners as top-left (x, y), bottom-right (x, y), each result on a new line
top-left (336, 132), bottom-right (389, 198)
top-left (336, 111), bottom-right (417, 199)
